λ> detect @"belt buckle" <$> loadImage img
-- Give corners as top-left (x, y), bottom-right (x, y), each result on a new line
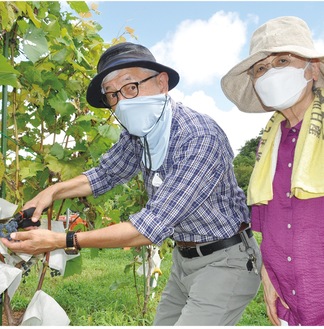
top-left (177, 245), bottom-right (193, 258)
top-left (177, 245), bottom-right (192, 252)
top-left (178, 243), bottom-right (203, 257)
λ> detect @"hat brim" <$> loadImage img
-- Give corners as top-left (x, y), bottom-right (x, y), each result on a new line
top-left (86, 60), bottom-right (180, 108)
top-left (221, 46), bottom-right (324, 113)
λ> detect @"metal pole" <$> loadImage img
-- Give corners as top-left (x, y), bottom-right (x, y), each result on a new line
top-left (1, 31), bottom-right (9, 199)
top-left (1, 83), bottom-right (8, 200)
top-left (0, 31), bottom-right (10, 326)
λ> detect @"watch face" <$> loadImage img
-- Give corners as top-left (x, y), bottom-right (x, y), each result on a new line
top-left (64, 247), bottom-right (79, 255)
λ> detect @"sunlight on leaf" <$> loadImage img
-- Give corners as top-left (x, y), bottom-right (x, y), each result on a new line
top-left (0, 55), bottom-right (20, 86)
top-left (67, 1), bottom-right (90, 14)
top-left (26, 3), bottom-right (41, 28)
top-left (125, 26), bottom-right (135, 34)
top-left (23, 25), bottom-right (49, 63)
top-left (80, 12), bottom-right (92, 18)
top-left (19, 161), bottom-right (45, 180)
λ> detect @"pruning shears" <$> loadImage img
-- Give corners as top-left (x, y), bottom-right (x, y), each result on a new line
top-left (0, 207), bottom-right (41, 229)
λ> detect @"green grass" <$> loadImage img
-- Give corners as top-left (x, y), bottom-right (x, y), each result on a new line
top-left (238, 285), bottom-right (271, 326)
top-left (10, 242), bottom-right (271, 326)
top-left (11, 248), bottom-right (165, 325)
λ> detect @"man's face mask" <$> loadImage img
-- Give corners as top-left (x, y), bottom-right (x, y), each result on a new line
top-left (115, 94), bottom-right (168, 137)
top-left (115, 93), bottom-right (172, 172)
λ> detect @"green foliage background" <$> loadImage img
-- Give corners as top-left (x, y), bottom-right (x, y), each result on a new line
top-left (0, 1), bottom-right (141, 225)
top-left (233, 134), bottom-right (262, 195)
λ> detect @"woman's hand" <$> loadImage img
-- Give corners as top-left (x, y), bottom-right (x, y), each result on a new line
top-left (261, 264), bottom-right (289, 326)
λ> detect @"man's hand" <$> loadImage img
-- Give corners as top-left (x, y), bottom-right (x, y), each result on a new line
top-left (1, 229), bottom-right (65, 255)
top-left (261, 264), bottom-right (289, 326)
top-left (23, 187), bottom-right (56, 222)
top-left (23, 175), bottom-right (93, 222)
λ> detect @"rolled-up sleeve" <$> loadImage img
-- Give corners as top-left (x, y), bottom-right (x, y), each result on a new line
top-left (84, 132), bottom-right (141, 197)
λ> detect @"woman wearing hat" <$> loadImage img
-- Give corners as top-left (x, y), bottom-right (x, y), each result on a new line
top-left (3, 42), bottom-right (261, 325)
top-left (222, 16), bottom-right (324, 326)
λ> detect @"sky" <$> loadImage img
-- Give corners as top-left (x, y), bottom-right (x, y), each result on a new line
top-left (85, 1), bottom-right (324, 154)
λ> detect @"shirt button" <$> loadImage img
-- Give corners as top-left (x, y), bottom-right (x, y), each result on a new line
top-left (287, 224), bottom-right (291, 229)
top-left (287, 256), bottom-right (292, 262)
top-left (286, 192), bottom-right (291, 198)
top-left (292, 289), bottom-right (296, 295)
top-left (292, 129), bottom-right (296, 133)
top-left (288, 163), bottom-right (292, 168)
top-left (292, 138), bottom-right (296, 143)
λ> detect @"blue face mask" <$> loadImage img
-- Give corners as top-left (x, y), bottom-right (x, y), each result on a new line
top-left (115, 94), bottom-right (168, 137)
top-left (115, 94), bottom-right (172, 171)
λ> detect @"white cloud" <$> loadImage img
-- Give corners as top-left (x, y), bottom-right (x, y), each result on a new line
top-left (153, 11), bottom-right (272, 155)
top-left (170, 88), bottom-right (272, 155)
top-left (151, 11), bottom-right (246, 86)
top-left (151, 11), bottom-right (324, 156)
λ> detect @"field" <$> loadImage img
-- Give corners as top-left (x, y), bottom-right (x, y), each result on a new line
top-left (4, 242), bottom-right (271, 326)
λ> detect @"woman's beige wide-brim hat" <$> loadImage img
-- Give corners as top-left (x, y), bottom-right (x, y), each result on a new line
top-left (221, 16), bottom-right (324, 113)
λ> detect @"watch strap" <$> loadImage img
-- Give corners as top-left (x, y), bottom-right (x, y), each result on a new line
top-left (66, 231), bottom-right (75, 248)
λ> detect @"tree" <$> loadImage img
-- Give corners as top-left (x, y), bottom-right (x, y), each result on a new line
top-left (233, 130), bottom-right (263, 195)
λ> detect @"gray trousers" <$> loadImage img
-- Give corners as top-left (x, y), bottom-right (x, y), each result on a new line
top-left (153, 234), bottom-right (261, 326)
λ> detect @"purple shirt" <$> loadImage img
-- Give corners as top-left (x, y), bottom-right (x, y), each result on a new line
top-left (252, 120), bottom-right (324, 326)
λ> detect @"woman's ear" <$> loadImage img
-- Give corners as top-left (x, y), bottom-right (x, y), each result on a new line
top-left (310, 59), bottom-right (321, 81)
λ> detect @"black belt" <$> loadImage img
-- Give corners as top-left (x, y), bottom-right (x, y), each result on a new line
top-left (176, 228), bottom-right (253, 259)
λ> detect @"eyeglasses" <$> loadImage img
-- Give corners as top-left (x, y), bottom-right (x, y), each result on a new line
top-left (250, 54), bottom-right (293, 79)
top-left (102, 74), bottom-right (159, 108)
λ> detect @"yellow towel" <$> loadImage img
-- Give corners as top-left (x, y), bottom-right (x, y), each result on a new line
top-left (247, 88), bottom-right (324, 205)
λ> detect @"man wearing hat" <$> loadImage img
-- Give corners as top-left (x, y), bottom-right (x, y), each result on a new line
top-left (2, 42), bottom-right (261, 325)
top-left (222, 16), bottom-right (324, 326)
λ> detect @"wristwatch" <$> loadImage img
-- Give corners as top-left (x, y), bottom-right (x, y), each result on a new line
top-left (64, 231), bottom-right (79, 255)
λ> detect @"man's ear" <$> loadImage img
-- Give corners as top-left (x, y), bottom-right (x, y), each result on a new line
top-left (157, 72), bottom-right (170, 93)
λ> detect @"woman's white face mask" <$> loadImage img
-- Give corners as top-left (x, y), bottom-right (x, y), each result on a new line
top-left (254, 62), bottom-right (312, 111)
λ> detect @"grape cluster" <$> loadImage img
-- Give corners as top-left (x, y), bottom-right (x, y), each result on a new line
top-left (0, 221), bottom-right (18, 240)
top-left (22, 261), bottom-right (32, 273)
top-left (21, 261), bottom-right (32, 283)
top-left (50, 268), bottom-right (61, 277)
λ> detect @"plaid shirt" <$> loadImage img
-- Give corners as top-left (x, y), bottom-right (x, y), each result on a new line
top-left (84, 99), bottom-right (249, 245)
